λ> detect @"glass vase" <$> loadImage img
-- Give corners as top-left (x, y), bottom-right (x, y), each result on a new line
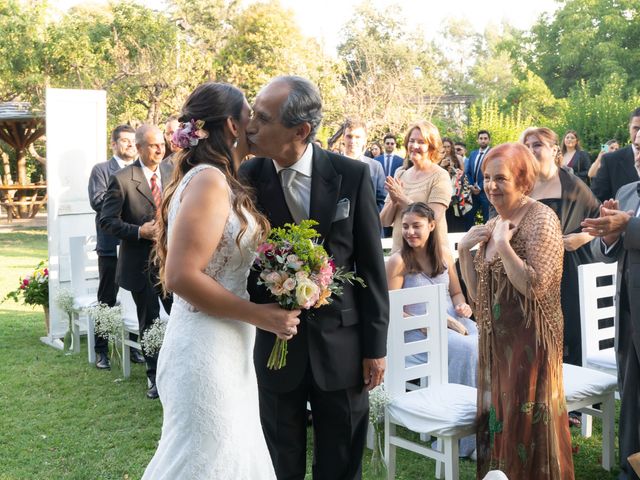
top-left (369, 428), bottom-right (388, 480)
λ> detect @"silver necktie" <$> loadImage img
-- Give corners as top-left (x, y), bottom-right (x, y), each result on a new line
top-left (279, 169), bottom-right (308, 223)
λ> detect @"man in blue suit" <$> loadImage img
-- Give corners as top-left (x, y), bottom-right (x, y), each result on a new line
top-left (88, 125), bottom-right (145, 370)
top-left (464, 130), bottom-right (491, 228)
top-left (374, 133), bottom-right (403, 179)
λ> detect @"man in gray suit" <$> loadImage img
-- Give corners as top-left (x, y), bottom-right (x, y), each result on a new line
top-left (582, 155), bottom-right (640, 478)
top-left (88, 124), bottom-right (144, 369)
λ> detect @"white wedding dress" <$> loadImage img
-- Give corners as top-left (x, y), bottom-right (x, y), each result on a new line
top-left (142, 164), bottom-right (276, 480)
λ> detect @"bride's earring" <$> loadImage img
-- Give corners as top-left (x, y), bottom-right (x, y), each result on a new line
top-left (232, 137), bottom-right (239, 149)
top-left (519, 195), bottom-right (527, 207)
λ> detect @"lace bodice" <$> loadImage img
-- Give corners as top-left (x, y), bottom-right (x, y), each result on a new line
top-left (167, 164), bottom-right (260, 306)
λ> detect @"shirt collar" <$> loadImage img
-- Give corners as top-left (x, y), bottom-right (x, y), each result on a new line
top-left (113, 155), bottom-right (134, 169)
top-left (140, 161), bottom-right (161, 185)
top-left (273, 143), bottom-right (313, 177)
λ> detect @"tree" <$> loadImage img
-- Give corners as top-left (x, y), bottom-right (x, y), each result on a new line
top-left (336, 2), bottom-right (444, 141)
top-left (510, 0), bottom-right (640, 98)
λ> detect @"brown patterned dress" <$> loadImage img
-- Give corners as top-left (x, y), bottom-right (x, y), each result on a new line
top-left (473, 201), bottom-right (574, 479)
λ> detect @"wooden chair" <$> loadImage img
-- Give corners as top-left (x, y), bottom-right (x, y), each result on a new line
top-left (384, 284), bottom-right (477, 480)
top-left (68, 236), bottom-right (100, 363)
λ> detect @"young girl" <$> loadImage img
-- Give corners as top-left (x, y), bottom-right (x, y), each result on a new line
top-left (385, 202), bottom-right (478, 388)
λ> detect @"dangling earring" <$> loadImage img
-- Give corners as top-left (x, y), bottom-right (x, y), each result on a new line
top-left (519, 195), bottom-right (527, 207)
top-left (232, 137), bottom-right (239, 149)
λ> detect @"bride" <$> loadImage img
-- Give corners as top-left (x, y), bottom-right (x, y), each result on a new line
top-left (142, 82), bottom-right (300, 479)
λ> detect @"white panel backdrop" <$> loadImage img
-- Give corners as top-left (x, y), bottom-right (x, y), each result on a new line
top-left (44, 88), bottom-right (106, 348)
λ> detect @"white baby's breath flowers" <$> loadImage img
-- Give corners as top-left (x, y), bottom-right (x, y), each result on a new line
top-left (89, 303), bottom-right (124, 343)
top-left (369, 384), bottom-right (391, 430)
top-left (55, 288), bottom-right (76, 318)
top-left (141, 318), bottom-right (166, 357)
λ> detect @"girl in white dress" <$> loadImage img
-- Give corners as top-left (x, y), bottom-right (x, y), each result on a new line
top-left (142, 83), bottom-right (300, 480)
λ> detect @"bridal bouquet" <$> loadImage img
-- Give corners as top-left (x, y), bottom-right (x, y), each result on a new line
top-left (253, 220), bottom-right (365, 369)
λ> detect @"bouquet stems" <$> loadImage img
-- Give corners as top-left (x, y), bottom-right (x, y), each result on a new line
top-left (267, 338), bottom-right (288, 370)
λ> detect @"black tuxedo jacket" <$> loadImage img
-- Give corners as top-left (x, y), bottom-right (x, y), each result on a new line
top-left (239, 144), bottom-right (389, 392)
top-left (88, 156), bottom-right (122, 256)
top-left (99, 159), bottom-right (173, 292)
top-left (591, 145), bottom-right (639, 202)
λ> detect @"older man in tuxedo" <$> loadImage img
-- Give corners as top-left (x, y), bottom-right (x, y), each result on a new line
top-left (591, 108), bottom-right (640, 202)
top-left (100, 124), bottom-right (173, 399)
top-left (583, 171), bottom-right (640, 479)
top-left (240, 76), bottom-right (389, 480)
top-left (88, 124), bottom-right (146, 369)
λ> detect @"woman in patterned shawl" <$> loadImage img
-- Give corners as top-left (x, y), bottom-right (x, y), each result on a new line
top-left (458, 143), bottom-right (574, 480)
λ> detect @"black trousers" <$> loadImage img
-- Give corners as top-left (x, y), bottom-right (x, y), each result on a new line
top-left (130, 274), bottom-right (172, 382)
top-left (617, 286), bottom-right (640, 480)
top-left (258, 363), bottom-right (369, 480)
top-left (95, 255), bottom-right (118, 353)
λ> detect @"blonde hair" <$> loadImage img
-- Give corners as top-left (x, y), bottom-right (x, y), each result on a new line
top-left (402, 120), bottom-right (443, 169)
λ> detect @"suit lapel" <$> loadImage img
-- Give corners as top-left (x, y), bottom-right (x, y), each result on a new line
top-left (622, 146), bottom-right (640, 183)
top-left (108, 156), bottom-right (120, 175)
top-left (132, 160), bottom-right (155, 208)
top-left (309, 145), bottom-right (341, 241)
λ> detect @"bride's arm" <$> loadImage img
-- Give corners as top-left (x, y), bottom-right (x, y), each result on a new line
top-left (165, 169), bottom-right (299, 337)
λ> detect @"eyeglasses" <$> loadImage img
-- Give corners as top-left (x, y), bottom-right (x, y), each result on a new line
top-left (385, 142), bottom-right (395, 146)
top-left (455, 148), bottom-right (463, 152)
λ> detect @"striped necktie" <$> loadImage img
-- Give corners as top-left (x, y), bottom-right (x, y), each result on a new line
top-left (150, 173), bottom-right (161, 211)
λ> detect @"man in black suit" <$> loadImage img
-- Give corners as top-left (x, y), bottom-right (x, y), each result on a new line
top-left (591, 107), bottom-right (640, 202)
top-left (240, 76), bottom-right (389, 480)
top-left (100, 124), bottom-right (173, 399)
top-left (88, 124), bottom-right (145, 369)
top-left (583, 178), bottom-right (640, 479)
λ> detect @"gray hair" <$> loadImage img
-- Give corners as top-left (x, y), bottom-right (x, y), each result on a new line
top-left (135, 124), bottom-right (162, 146)
top-left (273, 76), bottom-right (323, 143)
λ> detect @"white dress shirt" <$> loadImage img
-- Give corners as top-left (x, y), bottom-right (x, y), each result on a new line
top-left (273, 144), bottom-right (313, 217)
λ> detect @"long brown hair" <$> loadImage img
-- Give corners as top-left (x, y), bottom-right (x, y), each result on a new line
top-left (402, 120), bottom-right (443, 169)
top-left (400, 202), bottom-right (446, 277)
top-left (153, 82), bottom-right (270, 292)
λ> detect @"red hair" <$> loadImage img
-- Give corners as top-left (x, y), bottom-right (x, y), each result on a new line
top-left (481, 143), bottom-right (538, 195)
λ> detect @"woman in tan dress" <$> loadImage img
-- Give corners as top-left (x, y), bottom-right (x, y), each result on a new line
top-left (380, 120), bottom-right (451, 253)
top-left (458, 143), bottom-right (574, 480)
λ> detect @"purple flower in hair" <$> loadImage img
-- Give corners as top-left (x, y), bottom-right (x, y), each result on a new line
top-left (172, 119), bottom-right (209, 149)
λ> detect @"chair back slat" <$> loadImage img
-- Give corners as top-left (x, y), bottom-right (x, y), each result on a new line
top-left (387, 284), bottom-right (448, 399)
top-left (69, 235), bottom-right (99, 297)
top-left (578, 261), bottom-right (617, 366)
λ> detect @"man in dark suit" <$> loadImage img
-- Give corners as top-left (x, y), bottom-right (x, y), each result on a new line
top-left (100, 124), bottom-right (173, 399)
top-left (374, 132), bottom-right (403, 179)
top-left (240, 76), bottom-right (389, 480)
top-left (88, 124), bottom-right (145, 369)
top-left (591, 108), bottom-right (640, 202)
top-left (583, 175), bottom-right (640, 480)
top-left (464, 129), bottom-right (491, 228)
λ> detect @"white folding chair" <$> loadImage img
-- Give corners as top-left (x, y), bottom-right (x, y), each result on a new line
top-left (446, 232), bottom-right (466, 261)
top-left (385, 285), bottom-right (477, 480)
top-left (118, 289), bottom-right (170, 379)
top-left (577, 261), bottom-right (618, 437)
top-left (562, 363), bottom-right (617, 471)
top-left (69, 235), bottom-right (100, 363)
top-left (578, 261), bottom-right (617, 376)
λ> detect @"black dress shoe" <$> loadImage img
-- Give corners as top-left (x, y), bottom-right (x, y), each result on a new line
top-left (130, 349), bottom-right (145, 364)
top-left (146, 383), bottom-right (159, 400)
top-left (95, 352), bottom-right (111, 370)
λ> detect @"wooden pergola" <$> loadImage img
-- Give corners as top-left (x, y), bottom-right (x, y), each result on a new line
top-left (0, 103), bottom-right (46, 219)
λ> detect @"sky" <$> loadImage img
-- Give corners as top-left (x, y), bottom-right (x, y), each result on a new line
top-left (51, 0), bottom-right (560, 54)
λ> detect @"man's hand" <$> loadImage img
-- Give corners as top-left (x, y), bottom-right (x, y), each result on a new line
top-left (581, 206), bottom-right (633, 238)
top-left (139, 220), bottom-right (156, 240)
top-left (470, 185), bottom-right (481, 195)
top-left (363, 357), bottom-right (386, 391)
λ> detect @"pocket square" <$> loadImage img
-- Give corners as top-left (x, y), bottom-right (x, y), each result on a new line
top-left (333, 198), bottom-right (350, 222)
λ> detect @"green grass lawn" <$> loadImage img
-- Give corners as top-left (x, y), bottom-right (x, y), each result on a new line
top-left (0, 228), bottom-right (620, 479)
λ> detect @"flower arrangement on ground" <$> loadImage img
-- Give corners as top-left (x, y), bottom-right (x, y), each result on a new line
top-left (55, 288), bottom-right (76, 352)
top-left (4, 261), bottom-right (49, 308)
top-left (88, 303), bottom-right (124, 366)
top-left (368, 384), bottom-right (391, 479)
top-left (141, 318), bottom-right (166, 357)
top-left (253, 219), bottom-right (365, 369)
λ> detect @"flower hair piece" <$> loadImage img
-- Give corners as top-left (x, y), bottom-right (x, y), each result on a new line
top-left (172, 119), bottom-right (209, 149)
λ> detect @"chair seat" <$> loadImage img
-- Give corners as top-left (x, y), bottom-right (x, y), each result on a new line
top-left (73, 295), bottom-right (98, 310)
top-left (586, 350), bottom-right (617, 372)
top-left (563, 363), bottom-right (617, 404)
top-left (122, 313), bottom-right (139, 333)
top-left (388, 383), bottom-right (477, 436)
